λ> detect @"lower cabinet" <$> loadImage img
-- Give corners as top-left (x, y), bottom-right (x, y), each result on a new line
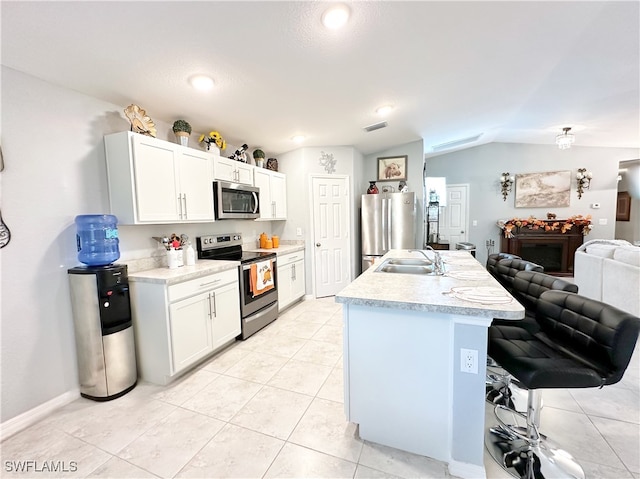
top-left (278, 251), bottom-right (306, 311)
top-left (130, 268), bottom-right (240, 385)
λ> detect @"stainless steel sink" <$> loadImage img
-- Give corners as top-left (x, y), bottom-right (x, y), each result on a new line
top-left (385, 258), bottom-right (432, 266)
top-left (374, 260), bottom-right (435, 275)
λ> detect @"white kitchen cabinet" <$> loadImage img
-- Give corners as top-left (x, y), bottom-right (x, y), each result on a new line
top-left (213, 156), bottom-right (254, 185)
top-left (278, 251), bottom-right (305, 311)
top-left (254, 169), bottom-right (287, 220)
top-left (104, 131), bottom-right (214, 224)
top-left (130, 268), bottom-right (240, 385)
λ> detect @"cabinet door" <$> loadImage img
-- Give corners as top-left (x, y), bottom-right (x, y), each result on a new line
top-left (254, 169), bottom-right (273, 219)
top-left (291, 259), bottom-right (306, 300)
top-left (271, 173), bottom-right (287, 219)
top-left (236, 163), bottom-right (254, 185)
top-left (179, 149), bottom-right (214, 221)
top-left (211, 281), bottom-right (241, 349)
top-left (213, 157), bottom-right (237, 183)
top-left (214, 157), bottom-right (253, 185)
top-left (277, 262), bottom-right (293, 311)
top-left (132, 134), bottom-right (180, 222)
top-left (169, 292), bottom-right (213, 373)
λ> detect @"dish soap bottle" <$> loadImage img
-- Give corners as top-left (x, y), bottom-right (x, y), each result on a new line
top-left (185, 241), bottom-right (195, 266)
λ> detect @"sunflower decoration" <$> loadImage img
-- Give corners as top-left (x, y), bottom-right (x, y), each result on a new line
top-left (123, 104), bottom-right (157, 137)
top-left (199, 131), bottom-right (226, 150)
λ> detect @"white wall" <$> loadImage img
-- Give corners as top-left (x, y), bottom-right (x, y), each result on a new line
top-left (0, 67), bottom-right (277, 424)
top-left (426, 142), bottom-right (640, 265)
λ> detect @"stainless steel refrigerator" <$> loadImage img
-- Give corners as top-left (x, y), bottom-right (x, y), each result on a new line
top-left (361, 192), bottom-right (416, 272)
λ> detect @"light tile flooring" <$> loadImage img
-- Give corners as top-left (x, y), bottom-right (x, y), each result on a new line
top-left (2, 297), bottom-right (638, 478)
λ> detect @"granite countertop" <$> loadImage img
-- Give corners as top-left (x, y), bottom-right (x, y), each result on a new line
top-left (128, 260), bottom-right (239, 285)
top-left (336, 249), bottom-right (524, 319)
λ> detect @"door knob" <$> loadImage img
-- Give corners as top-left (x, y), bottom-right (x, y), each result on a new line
top-left (316, 243), bottom-right (321, 247)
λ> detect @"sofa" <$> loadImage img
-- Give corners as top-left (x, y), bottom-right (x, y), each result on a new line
top-left (574, 239), bottom-right (640, 316)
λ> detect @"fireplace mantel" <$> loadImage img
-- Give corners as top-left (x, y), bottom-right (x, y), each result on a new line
top-left (500, 221), bottom-right (588, 276)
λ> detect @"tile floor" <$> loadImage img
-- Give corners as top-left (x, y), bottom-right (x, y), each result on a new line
top-left (2, 297), bottom-right (638, 478)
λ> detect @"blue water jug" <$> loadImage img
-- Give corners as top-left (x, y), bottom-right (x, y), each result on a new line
top-left (75, 215), bottom-right (120, 266)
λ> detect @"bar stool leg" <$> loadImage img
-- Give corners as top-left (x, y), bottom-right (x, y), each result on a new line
top-left (485, 389), bottom-right (585, 479)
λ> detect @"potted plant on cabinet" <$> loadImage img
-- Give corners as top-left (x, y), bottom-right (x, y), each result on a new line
top-left (253, 148), bottom-right (266, 168)
top-left (172, 120), bottom-right (192, 146)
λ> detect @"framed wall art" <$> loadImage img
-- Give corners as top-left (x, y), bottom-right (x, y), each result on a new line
top-left (377, 155), bottom-right (407, 181)
top-left (515, 170), bottom-right (571, 208)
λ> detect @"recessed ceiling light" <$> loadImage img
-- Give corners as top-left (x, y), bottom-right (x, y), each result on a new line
top-left (375, 105), bottom-right (394, 116)
top-left (189, 75), bottom-right (214, 91)
top-left (292, 135), bottom-right (306, 143)
top-left (322, 4), bottom-right (350, 30)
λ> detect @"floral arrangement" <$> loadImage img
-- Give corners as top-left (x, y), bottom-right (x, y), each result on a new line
top-left (199, 130), bottom-right (226, 150)
top-left (498, 215), bottom-right (592, 238)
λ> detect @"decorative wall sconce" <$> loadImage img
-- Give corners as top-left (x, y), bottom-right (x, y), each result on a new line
top-left (576, 167), bottom-right (592, 199)
top-left (500, 172), bottom-right (515, 201)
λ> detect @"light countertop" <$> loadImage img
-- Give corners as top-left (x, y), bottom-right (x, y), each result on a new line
top-left (245, 244), bottom-right (305, 255)
top-left (128, 260), bottom-right (239, 285)
top-left (336, 249), bottom-right (524, 319)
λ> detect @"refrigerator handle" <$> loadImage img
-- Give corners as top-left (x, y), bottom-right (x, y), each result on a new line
top-left (381, 198), bottom-right (387, 251)
top-left (387, 198), bottom-right (392, 249)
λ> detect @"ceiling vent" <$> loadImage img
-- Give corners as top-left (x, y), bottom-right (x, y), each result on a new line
top-left (363, 121), bottom-right (388, 132)
top-left (432, 133), bottom-right (483, 152)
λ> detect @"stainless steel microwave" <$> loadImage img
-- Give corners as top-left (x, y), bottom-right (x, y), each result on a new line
top-left (213, 181), bottom-right (260, 220)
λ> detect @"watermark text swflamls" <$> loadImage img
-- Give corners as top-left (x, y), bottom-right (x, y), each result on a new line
top-left (4, 460), bottom-right (78, 473)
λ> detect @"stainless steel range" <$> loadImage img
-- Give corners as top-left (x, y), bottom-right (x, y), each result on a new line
top-left (196, 233), bottom-right (278, 339)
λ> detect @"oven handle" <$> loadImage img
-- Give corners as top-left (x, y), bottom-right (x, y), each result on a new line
top-left (242, 258), bottom-right (277, 271)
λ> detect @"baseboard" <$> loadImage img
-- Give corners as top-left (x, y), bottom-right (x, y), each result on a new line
top-left (304, 294), bottom-right (315, 301)
top-left (0, 389), bottom-right (79, 442)
top-left (448, 459), bottom-right (486, 479)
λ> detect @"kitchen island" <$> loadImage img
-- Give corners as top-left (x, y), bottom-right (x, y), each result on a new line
top-left (335, 249), bottom-right (524, 479)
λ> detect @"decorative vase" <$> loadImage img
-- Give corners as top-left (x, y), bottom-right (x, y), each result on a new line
top-left (206, 143), bottom-right (220, 155)
top-left (256, 159), bottom-right (265, 168)
top-left (266, 158), bottom-right (278, 171)
top-left (367, 181), bottom-right (379, 194)
top-left (175, 131), bottom-right (189, 147)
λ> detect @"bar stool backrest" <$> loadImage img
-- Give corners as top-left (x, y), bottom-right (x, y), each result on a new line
top-left (536, 290), bottom-right (640, 386)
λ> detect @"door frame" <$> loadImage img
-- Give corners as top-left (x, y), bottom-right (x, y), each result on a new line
top-left (309, 174), bottom-right (352, 298)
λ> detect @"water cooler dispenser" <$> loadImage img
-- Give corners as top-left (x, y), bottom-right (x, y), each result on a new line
top-left (68, 215), bottom-right (137, 400)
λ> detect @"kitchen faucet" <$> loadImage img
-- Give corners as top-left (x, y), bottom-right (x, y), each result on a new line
top-left (408, 247), bottom-right (446, 275)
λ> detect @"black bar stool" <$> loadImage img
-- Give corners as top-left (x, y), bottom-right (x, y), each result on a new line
top-left (486, 290), bottom-right (640, 479)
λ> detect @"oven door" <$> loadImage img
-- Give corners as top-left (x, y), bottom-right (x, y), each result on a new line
top-left (214, 181), bottom-right (260, 220)
top-left (239, 257), bottom-right (278, 317)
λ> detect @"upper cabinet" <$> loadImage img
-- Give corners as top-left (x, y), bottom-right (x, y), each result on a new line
top-left (254, 169), bottom-right (287, 220)
top-left (213, 156), bottom-right (254, 185)
top-left (104, 132), bottom-right (214, 224)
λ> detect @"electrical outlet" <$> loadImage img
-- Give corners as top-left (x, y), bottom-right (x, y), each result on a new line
top-left (296, 227), bottom-right (303, 236)
top-left (460, 348), bottom-right (478, 374)
top-left (599, 218), bottom-right (608, 225)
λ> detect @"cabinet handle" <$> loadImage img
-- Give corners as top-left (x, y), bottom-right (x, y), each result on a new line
top-left (272, 201), bottom-right (276, 218)
top-left (207, 293), bottom-right (213, 319)
top-left (200, 279), bottom-right (221, 287)
top-left (177, 194), bottom-right (183, 219)
top-left (183, 194), bottom-right (188, 218)
top-left (292, 263), bottom-right (296, 281)
top-left (211, 292), bottom-right (217, 318)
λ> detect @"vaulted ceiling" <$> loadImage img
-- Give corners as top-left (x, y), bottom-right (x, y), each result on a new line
top-left (2, 1), bottom-right (638, 156)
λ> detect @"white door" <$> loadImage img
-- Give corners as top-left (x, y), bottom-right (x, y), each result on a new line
top-left (311, 176), bottom-right (351, 298)
top-left (439, 184), bottom-right (469, 247)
